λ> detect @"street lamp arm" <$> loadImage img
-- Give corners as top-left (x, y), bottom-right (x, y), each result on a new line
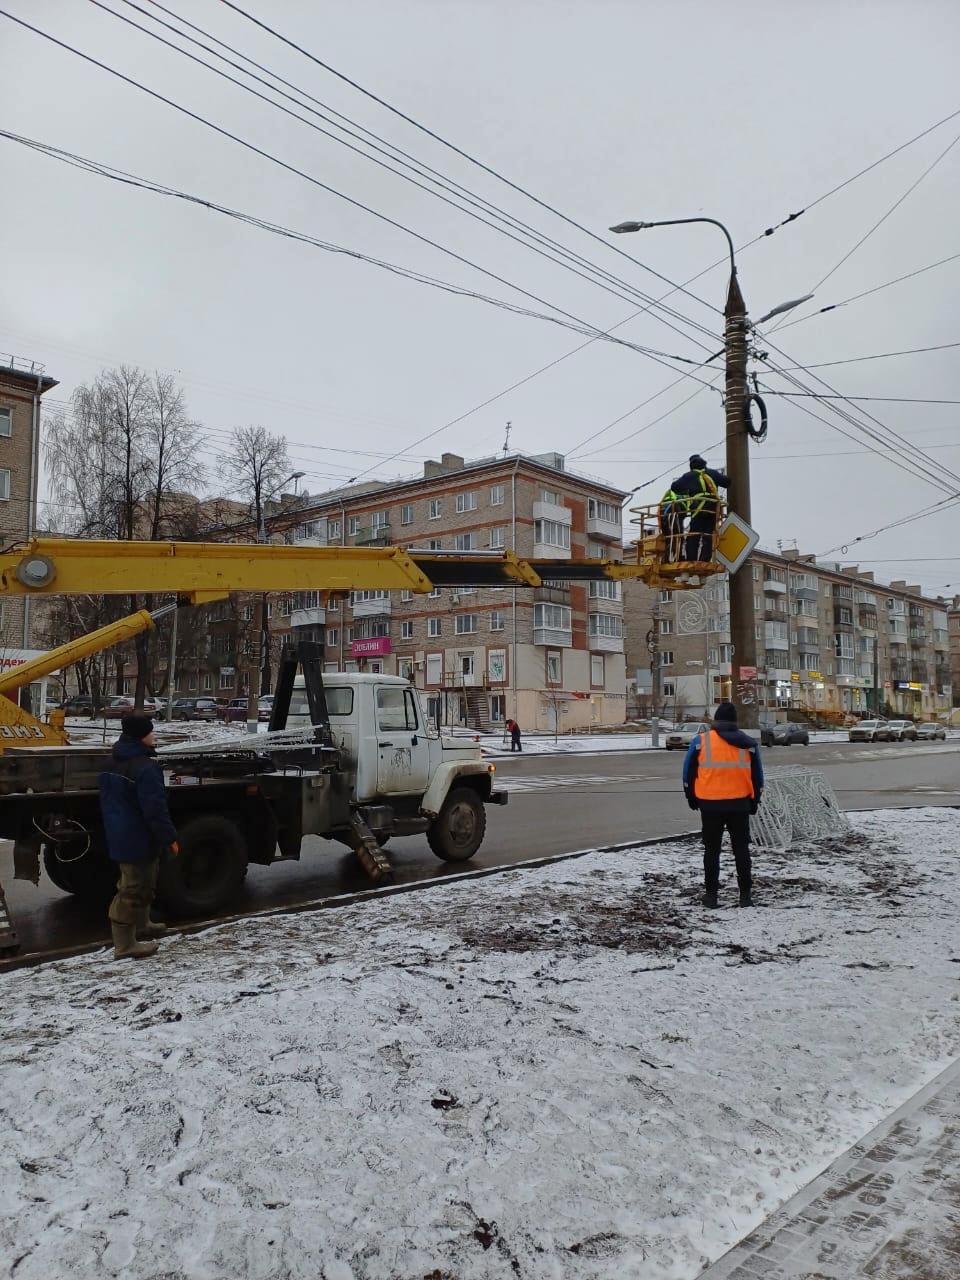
top-left (610, 217), bottom-right (736, 278)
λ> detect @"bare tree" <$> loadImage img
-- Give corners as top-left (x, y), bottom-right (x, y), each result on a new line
top-left (219, 426), bottom-right (292, 701)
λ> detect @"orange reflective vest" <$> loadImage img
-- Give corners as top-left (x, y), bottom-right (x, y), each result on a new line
top-left (693, 730), bottom-right (755, 801)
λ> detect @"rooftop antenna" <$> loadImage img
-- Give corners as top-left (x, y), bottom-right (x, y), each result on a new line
top-left (502, 420), bottom-right (512, 455)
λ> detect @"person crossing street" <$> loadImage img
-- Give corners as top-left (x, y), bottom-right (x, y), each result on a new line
top-left (682, 701), bottom-right (763, 908)
top-left (99, 714), bottom-right (180, 959)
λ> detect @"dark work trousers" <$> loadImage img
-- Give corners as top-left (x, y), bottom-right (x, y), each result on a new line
top-left (511, 730), bottom-right (522, 753)
top-left (700, 811), bottom-right (752, 893)
top-left (683, 516), bottom-right (717, 563)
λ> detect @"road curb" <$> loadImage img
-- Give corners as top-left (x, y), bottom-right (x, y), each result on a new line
top-left (0, 828), bottom-right (700, 974)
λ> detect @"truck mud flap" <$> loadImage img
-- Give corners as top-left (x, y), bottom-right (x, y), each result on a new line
top-left (488, 789), bottom-right (509, 806)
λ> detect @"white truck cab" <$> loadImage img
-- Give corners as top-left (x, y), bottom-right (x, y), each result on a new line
top-left (286, 673), bottom-right (505, 846)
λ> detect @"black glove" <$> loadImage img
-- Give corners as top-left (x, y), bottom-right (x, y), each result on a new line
top-left (749, 798), bottom-right (760, 815)
top-left (686, 795), bottom-right (699, 811)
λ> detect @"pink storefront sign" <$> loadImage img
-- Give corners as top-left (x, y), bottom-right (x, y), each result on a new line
top-left (351, 637), bottom-right (392, 658)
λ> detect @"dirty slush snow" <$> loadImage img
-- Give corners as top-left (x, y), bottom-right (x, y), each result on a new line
top-left (1, 809), bottom-right (958, 1279)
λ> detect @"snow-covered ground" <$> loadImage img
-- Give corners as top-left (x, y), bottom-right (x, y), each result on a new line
top-left (477, 729), bottom-right (854, 756)
top-left (2, 809), bottom-right (959, 1279)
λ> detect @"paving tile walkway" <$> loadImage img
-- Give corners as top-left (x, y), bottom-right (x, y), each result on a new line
top-left (699, 1057), bottom-right (960, 1279)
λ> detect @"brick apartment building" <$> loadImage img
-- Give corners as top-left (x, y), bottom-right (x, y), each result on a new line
top-left (625, 549), bottom-right (953, 722)
top-left (0, 357), bottom-right (58, 651)
top-left (949, 598), bottom-right (960, 717)
top-left (272, 452), bottom-right (628, 731)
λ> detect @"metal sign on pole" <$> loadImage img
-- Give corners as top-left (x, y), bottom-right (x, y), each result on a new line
top-left (715, 513), bottom-right (760, 575)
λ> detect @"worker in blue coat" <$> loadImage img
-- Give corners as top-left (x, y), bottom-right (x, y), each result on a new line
top-left (671, 454), bottom-right (729, 562)
top-left (98, 714), bottom-right (179, 959)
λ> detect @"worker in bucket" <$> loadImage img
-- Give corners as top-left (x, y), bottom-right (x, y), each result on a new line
top-left (658, 483), bottom-right (686, 562)
top-left (682, 701), bottom-right (763, 909)
top-left (671, 454), bottom-right (728, 563)
top-left (98, 713), bottom-right (180, 959)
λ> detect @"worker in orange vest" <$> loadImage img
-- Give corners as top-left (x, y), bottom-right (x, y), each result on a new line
top-left (682, 701), bottom-right (764, 908)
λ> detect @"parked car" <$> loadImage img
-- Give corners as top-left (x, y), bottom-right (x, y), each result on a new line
top-left (848, 719), bottom-right (889, 743)
top-left (59, 694), bottom-right (96, 717)
top-left (664, 721), bottom-right (710, 751)
top-left (258, 694), bottom-right (275, 723)
top-left (220, 698), bottom-right (252, 723)
top-left (916, 721), bottom-right (946, 741)
top-left (104, 696), bottom-right (161, 719)
top-left (760, 721), bottom-right (810, 747)
top-left (171, 697), bottom-right (220, 722)
top-left (885, 719), bottom-right (917, 742)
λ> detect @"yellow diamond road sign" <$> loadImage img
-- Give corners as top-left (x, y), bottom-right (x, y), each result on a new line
top-left (715, 512), bottom-right (760, 574)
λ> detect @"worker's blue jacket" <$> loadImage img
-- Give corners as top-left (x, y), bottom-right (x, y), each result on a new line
top-left (98, 736), bottom-right (177, 863)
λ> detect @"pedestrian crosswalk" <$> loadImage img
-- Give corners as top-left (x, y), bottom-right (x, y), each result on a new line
top-left (499, 773), bottom-right (659, 794)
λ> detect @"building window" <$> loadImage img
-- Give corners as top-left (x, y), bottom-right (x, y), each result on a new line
top-left (455, 532), bottom-right (475, 551)
top-left (490, 610), bottom-right (505, 631)
top-left (428, 617), bottom-right (442, 637)
top-left (541, 488), bottom-right (562, 505)
top-left (372, 509), bottom-right (389, 531)
top-left (455, 491), bottom-right (478, 513)
top-left (591, 654), bottom-right (604, 686)
top-left (455, 614), bottom-right (478, 634)
top-left (659, 618), bottom-right (673, 634)
top-left (400, 620), bottom-right (413, 640)
top-left (0, 469), bottom-right (10, 501)
top-left (218, 671), bottom-right (233, 690)
top-left (589, 613), bottom-right (623, 639)
top-left (202, 673), bottom-right (214, 691)
top-left (348, 515), bottom-right (361, 535)
top-left (326, 628), bottom-right (339, 646)
top-left (400, 503), bottom-right (413, 526)
top-left (534, 518), bottom-right (570, 550)
top-left (588, 497), bottom-right (618, 522)
top-left (327, 596), bottom-right (340, 612)
top-left (400, 589), bottom-right (413, 602)
top-left (428, 587), bottom-right (441, 599)
top-left (588, 580), bottom-right (621, 600)
top-left (546, 650), bottom-right (562, 684)
top-left (397, 657), bottom-right (413, 681)
top-left (429, 498), bottom-right (442, 520)
top-left (188, 674), bottom-right (198, 691)
top-left (660, 651), bottom-right (674, 667)
top-left (490, 484), bottom-right (505, 506)
top-left (0, 408), bottom-right (10, 438)
top-left (351, 589), bottom-right (390, 605)
top-left (663, 680), bottom-right (675, 697)
top-left (328, 519), bottom-right (341, 540)
top-left (659, 589), bottom-right (673, 603)
top-left (490, 526), bottom-right (505, 549)
top-left (490, 693), bottom-right (506, 722)
top-left (428, 537), bottom-right (442, 551)
top-left (534, 603), bottom-right (571, 632)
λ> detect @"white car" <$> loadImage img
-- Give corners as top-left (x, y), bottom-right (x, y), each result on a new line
top-left (885, 720), bottom-right (917, 742)
top-left (664, 721), bottom-right (710, 751)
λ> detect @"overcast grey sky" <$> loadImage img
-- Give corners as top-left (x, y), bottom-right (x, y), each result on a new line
top-left (2, 1), bottom-right (958, 593)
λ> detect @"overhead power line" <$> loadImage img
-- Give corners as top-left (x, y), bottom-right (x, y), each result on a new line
top-left (760, 391), bottom-right (960, 405)
top-left (216, 0), bottom-right (721, 318)
top-left (96, 0), bottom-right (719, 352)
top-left (776, 342), bottom-right (960, 370)
top-left (0, 14), bottom-right (728, 403)
top-left (818, 493), bottom-right (960, 557)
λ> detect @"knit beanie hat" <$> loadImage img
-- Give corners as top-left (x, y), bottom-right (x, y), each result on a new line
top-left (121, 713), bottom-right (154, 741)
top-left (713, 701), bottom-right (738, 724)
top-left (689, 454), bottom-right (707, 469)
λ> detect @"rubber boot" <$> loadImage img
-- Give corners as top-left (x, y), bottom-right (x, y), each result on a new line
top-left (702, 890), bottom-right (719, 909)
top-left (739, 890), bottom-right (753, 908)
top-left (112, 922), bottom-right (159, 960)
top-left (136, 911), bottom-right (167, 940)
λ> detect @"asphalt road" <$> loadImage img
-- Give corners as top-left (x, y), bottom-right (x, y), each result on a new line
top-left (3, 738), bottom-right (958, 958)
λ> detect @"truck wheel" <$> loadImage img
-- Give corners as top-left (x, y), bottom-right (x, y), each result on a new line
top-left (427, 787), bottom-right (486, 862)
top-left (42, 833), bottom-right (117, 902)
top-left (157, 814), bottom-right (248, 918)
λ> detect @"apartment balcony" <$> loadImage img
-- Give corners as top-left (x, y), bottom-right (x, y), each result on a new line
top-left (833, 610), bottom-right (855, 629)
top-left (766, 667), bottom-right (793, 682)
top-left (352, 596), bottom-right (393, 619)
top-left (763, 607), bottom-right (788, 622)
top-left (290, 606), bottom-right (326, 630)
top-left (533, 626), bottom-right (573, 648)
top-left (935, 667), bottom-right (950, 689)
top-left (909, 629), bottom-right (929, 643)
top-left (911, 665), bottom-right (929, 683)
top-left (590, 633), bottom-right (625, 653)
top-left (794, 628), bottom-right (819, 647)
top-left (858, 609), bottom-right (878, 630)
top-left (763, 577), bottom-right (787, 594)
top-left (891, 663), bottom-right (909, 682)
top-left (354, 524), bottom-right (392, 546)
top-left (791, 586), bottom-right (818, 602)
top-left (586, 512), bottom-right (622, 541)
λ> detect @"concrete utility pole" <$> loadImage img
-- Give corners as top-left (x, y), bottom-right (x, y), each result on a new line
top-left (722, 268), bottom-right (760, 727)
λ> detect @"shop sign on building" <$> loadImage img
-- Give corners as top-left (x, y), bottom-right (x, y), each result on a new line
top-left (352, 637), bottom-right (392, 658)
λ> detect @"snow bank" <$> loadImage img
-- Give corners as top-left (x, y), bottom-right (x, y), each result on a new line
top-left (2, 809), bottom-right (959, 1279)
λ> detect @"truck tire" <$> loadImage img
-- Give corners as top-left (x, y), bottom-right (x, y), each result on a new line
top-left (427, 787), bottom-right (486, 862)
top-left (157, 814), bottom-right (248, 918)
top-left (42, 832), bottom-right (118, 902)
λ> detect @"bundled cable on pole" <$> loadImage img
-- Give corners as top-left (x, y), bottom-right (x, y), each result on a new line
top-left (744, 391), bottom-right (768, 443)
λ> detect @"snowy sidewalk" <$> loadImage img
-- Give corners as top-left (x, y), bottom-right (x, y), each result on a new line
top-left (1, 809), bottom-right (959, 1278)
top-left (701, 1056), bottom-right (960, 1278)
